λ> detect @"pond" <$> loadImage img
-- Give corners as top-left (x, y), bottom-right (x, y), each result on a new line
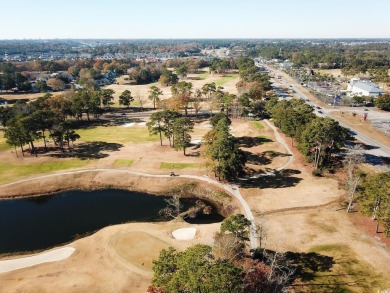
top-left (0, 189), bottom-right (223, 254)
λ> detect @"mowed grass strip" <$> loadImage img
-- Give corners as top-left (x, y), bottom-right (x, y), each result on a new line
top-left (197, 71), bottom-right (210, 80)
top-left (113, 159), bottom-right (134, 167)
top-left (295, 244), bottom-right (389, 292)
top-left (160, 162), bottom-right (199, 169)
top-left (252, 121), bottom-right (265, 131)
top-left (214, 74), bottom-right (239, 86)
top-left (0, 159), bottom-right (91, 184)
top-left (0, 135), bottom-right (10, 151)
top-left (76, 126), bottom-right (158, 144)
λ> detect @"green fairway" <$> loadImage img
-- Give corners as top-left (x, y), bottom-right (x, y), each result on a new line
top-left (160, 162), bottom-right (200, 169)
top-left (291, 244), bottom-right (389, 292)
top-left (114, 159), bottom-right (134, 167)
top-left (76, 126), bottom-right (158, 144)
top-left (0, 134), bottom-right (10, 151)
top-left (0, 159), bottom-right (91, 184)
top-left (197, 71), bottom-right (210, 80)
top-left (214, 74), bottom-right (239, 86)
top-left (252, 121), bottom-right (265, 131)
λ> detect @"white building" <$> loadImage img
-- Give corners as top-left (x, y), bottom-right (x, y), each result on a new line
top-left (347, 78), bottom-right (384, 97)
top-left (279, 60), bottom-right (293, 69)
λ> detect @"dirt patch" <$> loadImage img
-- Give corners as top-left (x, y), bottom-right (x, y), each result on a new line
top-left (348, 212), bottom-right (390, 248)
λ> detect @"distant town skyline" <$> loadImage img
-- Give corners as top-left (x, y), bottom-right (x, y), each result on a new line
top-left (1, 0), bottom-right (389, 39)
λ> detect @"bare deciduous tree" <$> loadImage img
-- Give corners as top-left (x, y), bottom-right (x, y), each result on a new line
top-left (158, 196), bottom-right (182, 219)
top-left (262, 249), bottom-right (296, 292)
top-left (212, 233), bottom-right (245, 262)
top-left (253, 213), bottom-right (268, 249)
top-left (134, 92), bottom-right (147, 111)
top-left (345, 145), bottom-right (365, 213)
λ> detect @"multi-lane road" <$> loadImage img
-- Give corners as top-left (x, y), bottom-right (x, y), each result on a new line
top-left (261, 63), bottom-right (390, 170)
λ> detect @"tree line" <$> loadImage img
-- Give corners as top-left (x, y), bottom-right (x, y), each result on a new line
top-left (266, 98), bottom-right (348, 172)
top-left (0, 86), bottom-right (138, 155)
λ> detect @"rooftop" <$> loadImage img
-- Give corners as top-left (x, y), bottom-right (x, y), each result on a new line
top-left (352, 81), bottom-right (384, 94)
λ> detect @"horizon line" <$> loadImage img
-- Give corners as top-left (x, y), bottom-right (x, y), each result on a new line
top-left (1, 37), bottom-right (390, 41)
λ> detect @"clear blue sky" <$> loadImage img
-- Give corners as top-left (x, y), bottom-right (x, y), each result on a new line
top-left (1, 0), bottom-right (389, 39)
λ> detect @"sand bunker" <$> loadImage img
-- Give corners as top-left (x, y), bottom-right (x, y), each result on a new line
top-left (0, 247), bottom-right (75, 273)
top-left (122, 123), bottom-right (135, 127)
top-left (172, 228), bottom-right (197, 240)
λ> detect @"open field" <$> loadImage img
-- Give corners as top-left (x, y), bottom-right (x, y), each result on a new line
top-left (214, 74), bottom-right (239, 86)
top-left (103, 69), bottom-right (240, 110)
top-left (0, 111), bottom-right (389, 291)
top-left (76, 125), bottom-right (159, 144)
top-left (315, 69), bottom-right (344, 78)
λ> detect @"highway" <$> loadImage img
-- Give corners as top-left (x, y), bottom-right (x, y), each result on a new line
top-left (260, 63), bottom-right (390, 170)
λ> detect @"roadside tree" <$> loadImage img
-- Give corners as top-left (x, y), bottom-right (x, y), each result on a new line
top-left (375, 94), bottom-right (390, 111)
top-left (359, 171), bottom-right (390, 236)
top-left (299, 117), bottom-right (348, 170)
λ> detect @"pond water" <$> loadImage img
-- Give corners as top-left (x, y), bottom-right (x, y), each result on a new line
top-left (0, 189), bottom-right (223, 254)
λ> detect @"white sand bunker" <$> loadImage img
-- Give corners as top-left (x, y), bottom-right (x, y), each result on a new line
top-left (0, 247), bottom-right (75, 273)
top-left (172, 228), bottom-right (197, 240)
top-left (190, 139), bottom-right (201, 145)
top-left (137, 122), bottom-right (147, 126)
top-left (122, 123), bottom-right (135, 127)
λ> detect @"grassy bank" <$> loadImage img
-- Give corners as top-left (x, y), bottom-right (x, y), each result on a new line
top-left (0, 159), bottom-right (91, 184)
